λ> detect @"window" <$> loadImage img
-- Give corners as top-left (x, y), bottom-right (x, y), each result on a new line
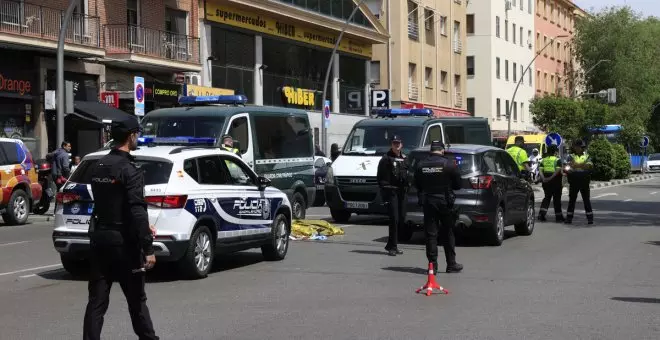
top-left (513, 23), bottom-right (516, 44)
top-left (440, 16), bottom-right (447, 35)
top-left (184, 159), bottom-right (198, 181)
top-left (529, 0), bottom-right (532, 14)
top-left (453, 20), bottom-right (460, 45)
top-left (466, 56), bottom-right (475, 76)
top-left (536, 32), bottom-right (540, 51)
top-left (495, 16), bottom-right (500, 37)
top-left (520, 64), bottom-right (524, 84)
top-left (505, 99), bottom-right (510, 117)
top-left (425, 9), bottom-right (435, 45)
top-left (253, 115), bottom-right (313, 159)
top-left (529, 69), bottom-right (532, 86)
top-left (466, 14), bottom-right (474, 34)
top-left (528, 30), bottom-right (532, 49)
top-left (521, 0), bottom-right (524, 10)
top-left (425, 125), bottom-right (443, 145)
top-left (536, 70), bottom-right (540, 88)
top-left (496, 98), bottom-right (501, 119)
top-left (127, 0), bottom-right (139, 26)
top-left (198, 156), bottom-right (232, 185)
top-left (498, 151), bottom-right (519, 176)
top-left (454, 75), bottom-right (461, 94)
top-left (513, 0), bottom-right (516, 7)
top-left (513, 101), bottom-right (518, 121)
top-left (222, 156), bottom-right (255, 186)
top-left (496, 57), bottom-right (501, 79)
top-left (505, 60), bottom-right (509, 81)
top-left (68, 158), bottom-right (173, 185)
top-left (227, 116), bottom-right (249, 154)
top-left (444, 126), bottom-right (465, 144)
top-left (370, 61), bottom-right (380, 84)
top-left (345, 126), bottom-right (423, 154)
top-left (165, 8), bottom-right (188, 36)
top-left (505, 19), bottom-right (508, 41)
top-left (440, 71), bottom-right (448, 91)
top-left (519, 26), bottom-right (523, 46)
top-left (425, 67), bottom-right (433, 88)
top-left (521, 102), bottom-right (524, 122)
top-left (141, 116), bottom-right (226, 138)
top-left (0, 141), bottom-right (23, 165)
top-left (467, 98), bottom-right (475, 116)
top-left (483, 152), bottom-right (503, 174)
top-left (407, 0), bottom-right (419, 40)
top-left (409, 63), bottom-right (417, 84)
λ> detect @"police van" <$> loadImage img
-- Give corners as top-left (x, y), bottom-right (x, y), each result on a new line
top-left (325, 108), bottom-right (491, 223)
top-left (52, 138), bottom-right (292, 279)
top-left (139, 95), bottom-right (315, 219)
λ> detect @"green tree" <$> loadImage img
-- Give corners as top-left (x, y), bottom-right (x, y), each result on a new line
top-left (530, 96), bottom-right (585, 140)
top-left (611, 143), bottom-right (632, 179)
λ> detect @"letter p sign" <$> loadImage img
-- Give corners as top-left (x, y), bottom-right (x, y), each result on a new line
top-left (370, 90), bottom-right (390, 108)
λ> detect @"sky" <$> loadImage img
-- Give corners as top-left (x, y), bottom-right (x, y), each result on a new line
top-left (574, 0), bottom-right (660, 17)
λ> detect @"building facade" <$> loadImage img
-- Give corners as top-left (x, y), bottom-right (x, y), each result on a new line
top-left (466, 0), bottom-right (537, 138)
top-left (367, 0), bottom-right (469, 117)
top-left (534, 0), bottom-right (585, 98)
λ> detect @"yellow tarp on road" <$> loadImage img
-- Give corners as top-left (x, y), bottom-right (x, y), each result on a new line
top-left (291, 220), bottom-right (345, 240)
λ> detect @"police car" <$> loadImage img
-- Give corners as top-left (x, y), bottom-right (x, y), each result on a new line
top-left (52, 137), bottom-right (292, 279)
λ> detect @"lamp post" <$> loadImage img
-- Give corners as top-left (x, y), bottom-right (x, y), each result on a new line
top-left (320, 0), bottom-right (367, 154)
top-left (570, 59), bottom-right (610, 98)
top-left (507, 34), bottom-right (568, 137)
top-left (56, 0), bottom-right (79, 148)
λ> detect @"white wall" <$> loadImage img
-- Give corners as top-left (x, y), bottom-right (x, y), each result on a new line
top-left (306, 111), bottom-right (366, 149)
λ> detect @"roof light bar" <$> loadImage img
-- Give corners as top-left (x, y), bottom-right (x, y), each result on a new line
top-left (178, 95), bottom-right (248, 106)
top-left (138, 136), bottom-right (217, 146)
top-left (372, 108), bottom-right (433, 118)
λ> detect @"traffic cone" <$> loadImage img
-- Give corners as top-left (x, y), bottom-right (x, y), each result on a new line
top-left (416, 263), bottom-right (449, 296)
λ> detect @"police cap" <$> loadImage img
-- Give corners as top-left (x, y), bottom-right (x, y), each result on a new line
top-left (390, 135), bottom-right (402, 142)
top-left (221, 134), bottom-right (233, 141)
top-left (110, 116), bottom-right (141, 140)
top-left (430, 140), bottom-right (445, 152)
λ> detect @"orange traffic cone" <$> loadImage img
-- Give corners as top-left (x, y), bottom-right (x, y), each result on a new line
top-left (416, 263), bottom-right (449, 296)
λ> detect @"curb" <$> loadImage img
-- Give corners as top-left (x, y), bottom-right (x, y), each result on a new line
top-left (589, 174), bottom-right (658, 189)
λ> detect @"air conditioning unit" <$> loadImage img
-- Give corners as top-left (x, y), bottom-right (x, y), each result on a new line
top-left (184, 72), bottom-right (201, 85)
top-left (505, 0), bottom-right (512, 11)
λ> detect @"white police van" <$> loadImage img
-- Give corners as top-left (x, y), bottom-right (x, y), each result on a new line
top-left (52, 137), bottom-right (292, 279)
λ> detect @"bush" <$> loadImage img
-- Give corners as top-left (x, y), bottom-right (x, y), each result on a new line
top-left (587, 138), bottom-right (616, 181)
top-left (612, 144), bottom-right (632, 179)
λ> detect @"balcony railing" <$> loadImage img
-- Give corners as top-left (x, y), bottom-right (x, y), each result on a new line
top-left (408, 21), bottom-right (419, 40)
top-left (455, 91), bottom-right (463, 107)
top-left (453, 39), bottom-right (462, 53)
top-left (408, 83), bottom-right (419, 101)
top-left (0, 0), bottom-right (101, 48)
top-left (105, 24), bottom-right (200, 64)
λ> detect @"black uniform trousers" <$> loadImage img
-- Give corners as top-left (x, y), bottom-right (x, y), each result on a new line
top-left (566, 174), bottom-right (593, 222)
top-left (539, 173), bottom-right (563, 218)
top-left (382, 188), bottom-right (407, 250)
top-left (422, 197), bottom-right (457, 267)
top-left (83, 244), bottom-right (159, 340)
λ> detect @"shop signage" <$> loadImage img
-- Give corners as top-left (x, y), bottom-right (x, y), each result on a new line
top-left (0, 73), bottom-right (32, 96)
top-left (205, 3), bottom-right (373, 58)
top-left (146, 82), bottom-right (181, 103)
top-left (185, 84), bottom-right (235, 96)
top-left (101, 92), bottom-right (119, 108)
top-left (282, 86), bottom-right (315, 107)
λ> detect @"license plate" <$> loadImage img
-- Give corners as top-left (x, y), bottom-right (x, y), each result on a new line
top-left (345, 201), bottom-right (369, 209)
top-left (316, 184), bottom-right (324, 190)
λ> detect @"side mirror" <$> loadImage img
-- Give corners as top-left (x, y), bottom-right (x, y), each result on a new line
top-left (257, 176), bottom-right (271, 191)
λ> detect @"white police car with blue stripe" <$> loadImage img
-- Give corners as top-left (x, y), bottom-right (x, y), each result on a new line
top-left (52, 137), bottom-right (292, 279)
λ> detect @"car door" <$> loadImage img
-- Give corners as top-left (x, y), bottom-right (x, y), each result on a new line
top-left (225, 113), bottom-right (254, 169)
top-left (482, 151), bottom-right (510, 210)
top-left (497, 151), bottom-right (527, 223)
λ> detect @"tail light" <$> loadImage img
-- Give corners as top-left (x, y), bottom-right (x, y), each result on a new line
top-left (56, 192), bottom-right (81, 204)
top-left (470, 175), bottom-right (493, 189)
top-left (40, 163), bottom-right (51, 170)
top-left (145, 195), bottom-right (188, 209)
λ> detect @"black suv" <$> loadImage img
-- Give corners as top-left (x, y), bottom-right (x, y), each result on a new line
top-left (402, 144), bottom-right (536, 246)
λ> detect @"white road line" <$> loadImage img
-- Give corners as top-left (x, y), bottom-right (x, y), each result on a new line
top-left (592, 193), bottom-right (618, 199)
top-left (623, 198), bottom-right (632, 202)
top-left (0, 264), bottom-right (62, 277)
top-left (19, 274), bottom-right (37, 278)
top-left (0, 241), bottom-right (30, 247)
top-left (651, 191), bottom-right (658, 195)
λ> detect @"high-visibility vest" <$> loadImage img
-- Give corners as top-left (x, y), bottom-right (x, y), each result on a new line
top-left (540, 156), bottom-right (561, 174)
top-left (507, 146), bottom-right (527, 171)
top-left (569, 153), bottom-right (592, 173)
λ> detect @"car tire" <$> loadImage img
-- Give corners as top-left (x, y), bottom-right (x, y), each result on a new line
top-left (180, 225), bottom-right (214, 279)
top-left (292, 192), bottom-right (306, 220)
top-left (312, 191), bottom-right (326, 207)
top-left (514, 197), bottom-right (535, 236)
top-left (330, 209), bottom-right (351, 223)
top-left (5, 189), bottom-right (30, 225)
top-left (398, 221), bottom-right (414, 242)
top-left (60, 255), bottom-right (88, 277)
top-left (262, 213), bottom-right (290, 261)
top-left (487, 205), bottom-right (505, 246)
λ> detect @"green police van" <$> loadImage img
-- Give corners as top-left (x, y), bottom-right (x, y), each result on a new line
top-left (139, 95), bottom-right (315, 219)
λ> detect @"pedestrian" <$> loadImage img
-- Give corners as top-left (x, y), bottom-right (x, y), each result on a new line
top-left (565, 139), bottom-right (594, 224)
top-left (50, 141), bottom-right (72, 187)
top-left (330, 143), bottom-right (340, 162)
top-left (83, 116), bottom-right (159, 340)
top-left (221, 134), bottom-right (241, 157)
top-left (70, 155), bottom-right (81, 174)
top-left (315, 144), bottom-right (326, 157)
top-left (414, 141), bottom-right (463, 273)
top-left (377, 135), bottom-right (408, 256)
top-left (507, 136), bottom-right (531, 177)
top-left (537, 145), bottom-right (565, 222)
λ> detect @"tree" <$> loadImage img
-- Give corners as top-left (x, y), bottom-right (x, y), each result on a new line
top-left (587, 138), bottom-right (616, 181)
top-left (530, 96), bottom-right (585, 140)
top-left (611, 144), bottom-right (632, 179)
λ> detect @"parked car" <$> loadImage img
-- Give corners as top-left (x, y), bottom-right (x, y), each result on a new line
top-left (313, 156), bottom-right (332, 206)
top-left (0, 138), bottom-right (42, 225)
top-left (644, 153), bottom-right (660, 172)
top-left (402, 144), bottom-right (536, 246)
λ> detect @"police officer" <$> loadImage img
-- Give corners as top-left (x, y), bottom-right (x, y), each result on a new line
top-left (507, 136), bottom-right (532, 176)
top-left (414, 141), bottom-right (463, 273)
top-left (565, 139), bottom-right (594, 224)
top-left (377, 135), bottom-right (408, 256)
top-left (83, 116), bottom-right (159, 340)
top-left (221, 134), bottom-right (241, 157)
top-left (538, 145), bottom-right (565, 222)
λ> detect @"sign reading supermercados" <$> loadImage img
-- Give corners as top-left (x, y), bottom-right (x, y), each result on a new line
top-left (185, 84), bottom-right (235, 96)
top-left (282, 86), bottom-right (315, 107)
top-left (205, 3), bottom-right (372, 58)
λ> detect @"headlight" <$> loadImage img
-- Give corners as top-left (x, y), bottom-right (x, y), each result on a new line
top-left (325, 167), bottom-right (334, 184)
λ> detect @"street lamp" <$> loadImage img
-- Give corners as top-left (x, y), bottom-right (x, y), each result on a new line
top-left (570, 59), bottom-right (610, 98)
top-left (507, 34), bottom-right (569, 137)
top-left (56, 0), bottom-right (79, 148)
top-left (320, 0), bottom-right (367, 154)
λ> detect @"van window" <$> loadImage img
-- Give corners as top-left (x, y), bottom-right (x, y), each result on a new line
top-left (227, 116), bottom-right (249, 153)
top-left (141, 116), bottom-right (226, 139)
top-left (424, 125), bottom-right (443, 145)
top-left (69, 158), bottom-right (173, 185)
top-left (253, 115), bottom-right (312, 159)
top-left (344, 126), bottom-right (422, 155)
top-left (444, 126), bottom-right (466, 144)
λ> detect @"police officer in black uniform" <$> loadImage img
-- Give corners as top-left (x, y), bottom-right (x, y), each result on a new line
top-left (83, 116), bottom-right (159, 340)
top-left (377, 135), bottom-right (408, 256)
top-left (414, 141), bottom-right (463, 273)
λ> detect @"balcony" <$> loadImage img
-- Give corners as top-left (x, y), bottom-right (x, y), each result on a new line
top-left (408, 83), bottom-right (419, 101)
top-left (408, 21), bottom-right (419, 40)
top-left (453, 39), bottom-right (462, 53)
top-left (104, 24), bottom-right (201, 71)
top-left (0, 0), bottom-right (102, 55)
top-left (454, 91), bottom-right (463, 107)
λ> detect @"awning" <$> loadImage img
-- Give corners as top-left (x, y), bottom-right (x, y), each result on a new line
top-left (69, 101), bottom-right (133, 124)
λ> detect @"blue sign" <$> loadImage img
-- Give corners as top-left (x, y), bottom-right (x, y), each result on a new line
top-left (640, 135), bottom-right (650, 148)
top-left (545, 132), bottom-right (562, 146)
top-left (134, 76), bottom-right (145, 116)
top-left (323, 100), bottom-right (330, 128)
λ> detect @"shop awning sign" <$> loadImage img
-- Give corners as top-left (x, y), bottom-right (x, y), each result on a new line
top-left (101, 92), bottom-right (119, 108)
top-left (185, 84), bottom-right (235, 96)
top-left (283, 86), bottom-right (315, 108)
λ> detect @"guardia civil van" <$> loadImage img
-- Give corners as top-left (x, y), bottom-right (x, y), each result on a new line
top-left (139, 95), bottom-right (315, 219)
top-left (324, 108), bottom-right (491, 223)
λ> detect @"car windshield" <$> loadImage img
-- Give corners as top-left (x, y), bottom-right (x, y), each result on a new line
top-left (343, 126), bottom-right (422, 156)
top-left (140, 116), bottom-right (226, 139)
top-left (408, 151), bottom-right (481, 175)
top-left (69, 158), bottom-right (173, 185)
top-left (649, 154), bottom-right (660, 161)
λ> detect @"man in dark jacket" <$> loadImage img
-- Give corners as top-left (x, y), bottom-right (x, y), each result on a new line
top-left (83, 116), bottom-right (159, 340)
top-left (50, 141), bottom-right (72, 185)
top-left (377, 135), bottom-right (408, 256)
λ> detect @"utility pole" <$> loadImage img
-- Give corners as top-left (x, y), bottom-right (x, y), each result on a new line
top-left (57, 0), bottom-right (79, 147)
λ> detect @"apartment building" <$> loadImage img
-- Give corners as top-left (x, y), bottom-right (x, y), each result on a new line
top-left (367, 0), bottom-right (469, 116)
top-left (0, 0), bottom-right (202, 157)
top-left (466, 0), bottom-right (537, 137)
top-left (534, 0), bottom-right (586, 97)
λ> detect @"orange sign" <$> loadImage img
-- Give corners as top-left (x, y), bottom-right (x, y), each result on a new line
top-left (0, 73), bottom-right (32, 96)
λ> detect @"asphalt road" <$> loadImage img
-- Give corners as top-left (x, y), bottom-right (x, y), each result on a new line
top-left (1, 178), bottom-right (659, 339)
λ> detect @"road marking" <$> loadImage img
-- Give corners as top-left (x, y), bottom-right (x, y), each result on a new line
top-left (651, 192), bottom-right (658, 195)
top-left (593, 193), bottom-right (618, 199)
top-left (623, 199), bottom-right (632, 202)
top-left (0, 264), bottom-right (61, 277)
top-left (0, 240), bottom-right (30, 247)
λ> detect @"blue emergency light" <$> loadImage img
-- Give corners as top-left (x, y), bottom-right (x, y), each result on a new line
top-left (372, 108), bottom-right (433, 118)
top-left (178, 95), bottom-right (248, 106)
top-left (138, 136), bottom-right (217, 146)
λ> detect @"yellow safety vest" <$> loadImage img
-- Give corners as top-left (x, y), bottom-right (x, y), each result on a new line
top-left (569, 153), bottom-right (592, 173)
top-left (540, 156), bottom-right (560, 174)
top-left (507, 146), bottom-right (528, 171)
top-left (222, 145), bottom-right (240, 171)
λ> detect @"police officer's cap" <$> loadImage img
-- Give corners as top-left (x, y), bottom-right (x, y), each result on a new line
top-left (221, 134), bottom-right (233, 140)
top-left (430, 140), bottom-right (445, 152)
top-left (515, 135), bottom-right (525, 143)
top-left (390, 135), bottom-right (402, 142)
top-left (111, 116), bottom-right (141, 138)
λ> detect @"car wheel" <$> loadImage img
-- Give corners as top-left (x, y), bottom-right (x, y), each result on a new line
top-left (398, 221), bottom-right (414, 242)
top-left (262, 213), bottom-right (290, 261)
top-left (515, 197), bottom-right (535, 236)
top-left (60, 255), bottom-right (88, 277)
top-left (312, 191), bottom-right (326, 207)
top-left (292, 192), bottom-right (306, 220)
top-left (6, 189), bottom-right (30, 225)
top-left (330, 209), bottom-right (351, 223)
top-left (488, 206), bottom-right (505, 246)
top-left (180, 225), bottom-right (214, 279)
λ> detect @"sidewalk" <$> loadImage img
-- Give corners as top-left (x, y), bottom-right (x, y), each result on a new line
top-left (532, 173), bottom-right (657, 192)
